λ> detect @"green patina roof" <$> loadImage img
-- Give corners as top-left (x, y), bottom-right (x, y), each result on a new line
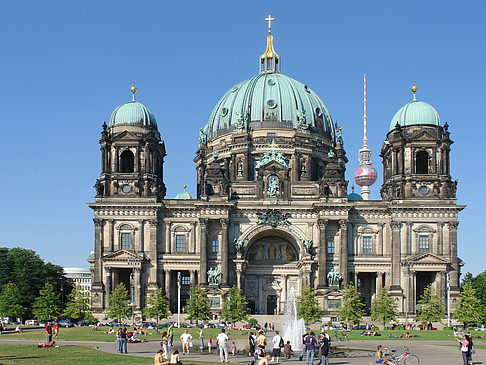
top-left (174, 191), bottom-right (193, 200)
top-left (109, 101), bottom-right (157, 128)
top-left (204, 72), bottom-right (335, 141)
top-left (348, 192), bottom-right (363, 201)
top-left (389, 97), bottom-right (440, 131)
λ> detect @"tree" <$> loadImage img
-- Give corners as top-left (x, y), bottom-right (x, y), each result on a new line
top-left (453, 283), bottom-right (485, 326)
top-left (143, 287), bottom-right (170, 332)
top-left (370, 287), bottom-right (397, 326)
top-left (461, 271), bottom-right (486, 317)
top-left (63, 285), bottom-right (91, 321)
top-left (338, 284), bottom-right (365, 324)
top-left (0, 283), bottom-right (27, 321)
top-left (297, 285), bottom-right (322, 324)
top-left (0, 247), bottom-right (71, 316)
top-left (221, 286), bottom-right (249, 323)
top-left (416, 284), bottom-right (445, 324)
top-left (32, 282), bottom-right (61, 322)
top-left (107, 283), bottom-right (130, 321)
top-left (184, 285), bottom-right (211, 325)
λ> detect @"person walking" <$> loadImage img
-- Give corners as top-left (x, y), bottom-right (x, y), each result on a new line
top-left (119, 327), bottom-right (128, 354)
top-left (217, 328), bottom-right (229, 362)
top-left (161, 330), bottom-right (169, 358)
top-left (199, 327), bottom-right (204, 352)
top-left (304, 332), bottom-right (317, 365)
top-left (53, 322), bottom-right (59, 338)
top-left (271, 331), bottom-right (282, 362)
top-left (249, 331), bottom-right (256, 357)
top-left (44, 322), bottom-right (53, 344)
top-left (168, 324), bottom-right (174, 347)
top-left (257, 330), bottom-right (267, 358)
top-left (180, 329), bottom-right (193, 355)
top-left (208, 334), bottom-right (213, 353)
top-left (318, 332), bottom-right (330, 365)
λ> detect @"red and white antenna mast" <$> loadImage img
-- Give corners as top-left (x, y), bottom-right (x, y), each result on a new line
top-left (363, 74), bottom-right (368, 147)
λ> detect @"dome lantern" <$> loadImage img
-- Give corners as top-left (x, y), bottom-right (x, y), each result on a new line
top-left (260, 14), bottom-right (280, 73)
top-left (109, 84), bottom-right (157, 129)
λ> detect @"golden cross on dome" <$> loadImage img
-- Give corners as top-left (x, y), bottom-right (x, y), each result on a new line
top-left (265, 14), bottom-right (275, 33)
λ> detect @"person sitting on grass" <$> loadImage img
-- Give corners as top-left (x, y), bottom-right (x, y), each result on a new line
top-left (375, 345), bottom-right (393, 365)
top-left (170, 350), bottom-right (181, 365)
top-left (15, 324), bottom-right (23, 333)
top-left (155, 349), bottom-right (164, 365)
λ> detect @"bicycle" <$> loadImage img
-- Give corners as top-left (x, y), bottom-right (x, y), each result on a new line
top-left (384, 346), bottom-right (420, 365)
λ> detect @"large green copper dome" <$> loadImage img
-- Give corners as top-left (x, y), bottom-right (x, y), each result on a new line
top-left (205, 72), bottom-right (334, 141)
top-left (109, 100), bottom-right (157, 128)
top-left (389, 87), bottom-right (440, 131)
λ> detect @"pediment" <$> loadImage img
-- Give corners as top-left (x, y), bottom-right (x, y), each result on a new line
top-left (405, 252), bottom-right (449, 265)
top-left (102, 249), bottom-right (144, 266)
top-left (258, 159), bottom-right (289, 170)
top-left (112, 130), bottom-right (139, 140)
top-left (410, 130), bottom-right (438, 142)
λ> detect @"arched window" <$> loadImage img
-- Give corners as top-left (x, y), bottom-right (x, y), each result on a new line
top-left (120, 150), bottom-right (134, 173)
top-left (415, 151), bottom-right (429, 174)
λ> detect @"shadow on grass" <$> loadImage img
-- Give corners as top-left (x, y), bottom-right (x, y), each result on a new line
top-left (0, 355), bottom-right (42, 360)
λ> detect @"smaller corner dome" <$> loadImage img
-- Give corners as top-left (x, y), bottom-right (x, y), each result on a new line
top-left (389, 93), bottom-right (440, 131)
top-left (109, 101), bottom-right (157, 128)
top-left (348, 192), bottom-right (363, 201)
top-left (174, 190), bottom-right (193, 200)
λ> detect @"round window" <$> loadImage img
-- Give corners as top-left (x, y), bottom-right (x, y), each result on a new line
top-left (267, 78), bottom-right (276, 86)
top-left (220, 107), bottom-right (228, 117)
top-left (121, 184), bottom-right (132, 193)
top-left (419, 186), bottom-right (429, 195)
top-left (315, 107), bottom-right (322, 116)
top-left (267, 100), bottom-right (277, 109)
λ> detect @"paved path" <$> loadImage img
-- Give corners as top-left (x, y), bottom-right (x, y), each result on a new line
top-left (1, 338), bottom-right (484, 364)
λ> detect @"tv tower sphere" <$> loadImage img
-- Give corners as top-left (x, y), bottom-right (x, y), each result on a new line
top-left (354, 164), bottom-right (377, 187)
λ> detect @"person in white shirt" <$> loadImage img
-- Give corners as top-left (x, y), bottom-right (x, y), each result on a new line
top-left (271, 331), bottom-right (282, 362)
top-left (217, 328), bottom-right (229, 362)
top-left (180, 329), bottom-right (193, 355)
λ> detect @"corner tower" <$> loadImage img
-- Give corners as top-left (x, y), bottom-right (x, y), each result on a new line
top-left (380, 84), bottom-right (455, 200)
top-left (94, 85), bottom-right (166, 200)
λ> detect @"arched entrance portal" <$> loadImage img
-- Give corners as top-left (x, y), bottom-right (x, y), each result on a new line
top-left (244, 234), bottom-right (301, 315)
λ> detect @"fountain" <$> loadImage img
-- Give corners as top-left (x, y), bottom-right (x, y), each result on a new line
top-left (281, 286), bottom-right (306, 352)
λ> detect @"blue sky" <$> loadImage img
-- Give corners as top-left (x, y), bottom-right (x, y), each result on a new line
top-left (0, 1), bottom-right (484, 275)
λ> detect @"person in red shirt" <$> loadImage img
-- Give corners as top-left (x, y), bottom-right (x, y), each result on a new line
top-left (45, 322), bottom-right (53, 344)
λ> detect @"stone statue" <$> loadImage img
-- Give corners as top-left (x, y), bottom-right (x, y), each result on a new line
top-left (94, 179), bottom-right (104, 196)
top-left (256, 209), bottom-right (292, 228)
top-left (235, 112), bottom-right (248, 130)
top-left (335, 122), bottom-right (343, 144)
top-left (302, 239), bottom-right (313, 254)
top-left (296, 110), bottom-right (308, 129)
top-left (207, 267), bottom-right (221, 285)
top-left (199, 126), bottom-right (207, 144)
top-left (268, 176), bottom-right (279, 197)
top-left (234, 238), bottom-right (244, 254)
top-left (327, 268), bottom-right (342, 287)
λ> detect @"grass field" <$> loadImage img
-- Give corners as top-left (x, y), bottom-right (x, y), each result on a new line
top-left (0, 344), bottom-right (238, 365)
top-left (326, 329), bottom-right (486, 342)
top-left (1, 326), bottom-right (251, 342)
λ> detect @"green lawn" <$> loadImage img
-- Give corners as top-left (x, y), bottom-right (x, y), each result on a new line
top-left (326, 329), bottom-right (486, 342)
top-left (0, 344), bottom-right (236, 365)
top-left (2, 326), bottom-right (250, 342)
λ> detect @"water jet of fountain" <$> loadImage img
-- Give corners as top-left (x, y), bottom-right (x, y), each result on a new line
top-left (281, 286), bottom-right (306, 352)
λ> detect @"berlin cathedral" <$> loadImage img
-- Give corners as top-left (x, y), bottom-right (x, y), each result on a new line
top-left (88, 17), bottom-right (464, 319)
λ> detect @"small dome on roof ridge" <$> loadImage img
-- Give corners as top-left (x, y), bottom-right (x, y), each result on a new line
top-left (174, 185), bottom-right (193, 200)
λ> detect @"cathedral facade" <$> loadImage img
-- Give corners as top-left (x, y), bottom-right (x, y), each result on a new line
top-left (88, 22), bottom-right (464, 319)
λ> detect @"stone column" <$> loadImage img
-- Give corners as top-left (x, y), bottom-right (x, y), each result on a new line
top-left (354, 271), bottom-right (358, 288)
top-left (390, 222), bottom-right (402, 290)
top-left (281, 274), bottom-right (287, 307)
top-left (220, 219), bottom-right (229, 287)
top-left (258, 275), bottom-right (263, 314)
top-left (164, 270), bottom-right (171, 300)
top-left (190, 270), bottom-right (196, 287)
top-left (104, 267), bottom-right (112, 308)
top-left (438, 223), bottom-right (444, 255)
top-left (199, 219), bottom-right (208, 285)
top-left (404, 223), bottom-right (411, 256)
top-left (339, 220), bottom-right (348, 285)
top-left (317, 219), bottom-right (328, 288)
top-left (148, 220), bottom-right (158, 287)
top-left (134, 268), bottom-right (141, 310)
top-left (92, 219), bottom-right (104, 287)
top-left (375, 272), bottom-right (383, 295)
top-left (108, 220), bottom-right (114, 252)
top-left (377, 223), bottom-right (384, 256)
top-left (449, 222), bottom-right (460, 290)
